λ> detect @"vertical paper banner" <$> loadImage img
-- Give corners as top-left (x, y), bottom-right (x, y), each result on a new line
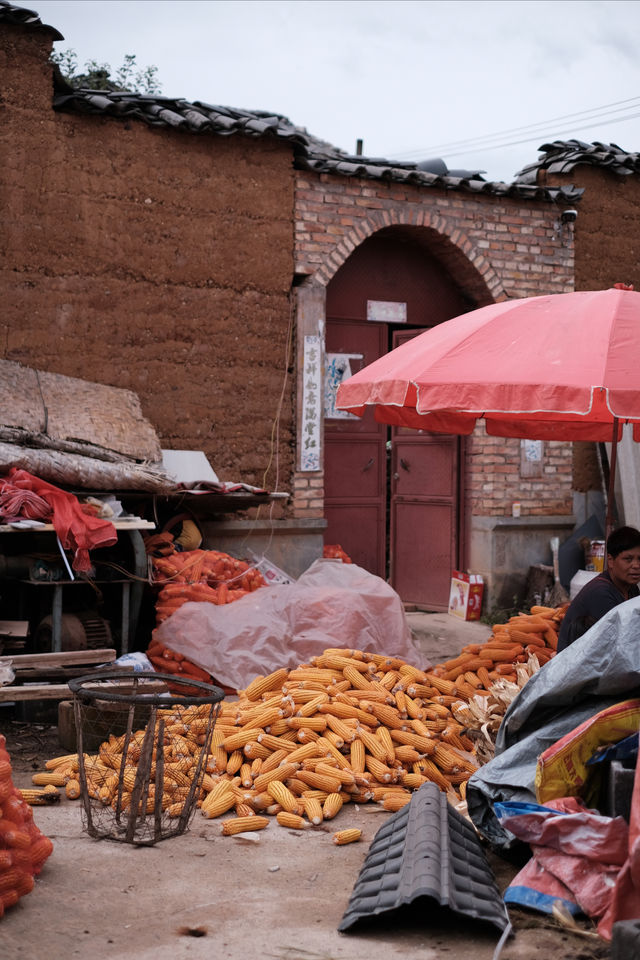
top-left (300, 335), bottom-right (322, 471)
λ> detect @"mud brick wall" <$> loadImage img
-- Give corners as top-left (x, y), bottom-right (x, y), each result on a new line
top-left (548, 165), bottom-right (640, 495)
top-left (0, 25), bottom-right (295, 493)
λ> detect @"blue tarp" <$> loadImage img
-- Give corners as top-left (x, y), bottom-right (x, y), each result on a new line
top-left (466, 596), bottom-right (640, 848)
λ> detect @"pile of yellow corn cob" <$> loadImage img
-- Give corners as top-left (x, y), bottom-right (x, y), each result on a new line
top-left (27, 647), bottom-right (484, 836)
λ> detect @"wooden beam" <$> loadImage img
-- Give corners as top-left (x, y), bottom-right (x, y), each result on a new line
top-left (0, 684), bottom-right (73, 701)
top-left (7, 649), bottom-right (117, 670)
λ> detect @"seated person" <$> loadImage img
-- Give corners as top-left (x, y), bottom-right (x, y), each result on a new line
top-left (557, 525), bottom-right (640, 653)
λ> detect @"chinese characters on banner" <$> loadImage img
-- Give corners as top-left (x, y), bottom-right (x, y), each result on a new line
top-left (300, 335), bottom-right (322, 471)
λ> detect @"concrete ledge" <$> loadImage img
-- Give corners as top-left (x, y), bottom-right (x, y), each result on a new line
top-left (201, 518), bottom-right (327, 579)
top-left (470, 515), bottom-right (577, 608)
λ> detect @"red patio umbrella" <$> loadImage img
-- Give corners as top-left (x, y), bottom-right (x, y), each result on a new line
top-left (335, 286), bottom-right (640, 536)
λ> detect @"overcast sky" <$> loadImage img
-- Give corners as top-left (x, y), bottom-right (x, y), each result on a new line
top-left (32, 0), bottom-right (640, 183)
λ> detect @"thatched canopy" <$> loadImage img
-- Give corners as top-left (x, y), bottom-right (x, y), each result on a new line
top-left (0, 360), bottom-right (172, 491)
top-left (0, 359), bottom-right (162, 462)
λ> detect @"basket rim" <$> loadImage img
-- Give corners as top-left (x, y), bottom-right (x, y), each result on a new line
top-left (68, 669), bottom-right (225, 705)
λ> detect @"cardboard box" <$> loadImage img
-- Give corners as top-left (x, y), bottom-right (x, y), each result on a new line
top-left (448, 570), bottom-right (485, 621)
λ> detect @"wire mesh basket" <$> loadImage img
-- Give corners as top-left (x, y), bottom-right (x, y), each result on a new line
top-left (68, 670), bottom-right (224, 845)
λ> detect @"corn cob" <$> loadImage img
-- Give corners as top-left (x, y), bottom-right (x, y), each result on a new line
top-left (65, 779), bottom-right (81, 800)
top-left (399, 771), bottom-right (427, 789)
top-left (201, 790), bottom-right (239, 819)
top-left (243, 740), bottom-right (271, 761)
top-left (302, 796), bottom-right (324, 824)
top-left (18, 788), bottom-right (61, 805)
top-left (31, 772), bottom-right (68, 787)
top-left (276, 811), bottom-right (310, 830)
top-left (350, 738), bottom-right (366, 774)
top-left (356, 728), bottom-right (388, 764)
top-left (221, 815), bottom-right (270, 835)
top-left (253, 762), bottom-right (298, 794)
top-left (295, 693), bottom-right (330, 717)
top-left (44, 753), bottom-right (78, 771)
top-left (257, 733), bottom-right (297, 754)
top-left (284, 742), bottom-right (321, 766)
top-left (286, 716), bottom-right (328, 732)
top-left (382, 793), bottom-right (411, 812)
top-left (315, 763), bottom-right (356, 789)
top-left (315, 736), bottom-right (351, 770)
top-left (368, 702), bottom-right (406, 729)
top-left (414, 758), bottom-right (451, 792)
top-left (296, 769), bottom-right (342, 794)
top-left (266, 780), bottom-right (299, 812)
top-left (375, 725), bottom-right (396, 764)
top-left (223, 727), bottom-right (263, 752)
top-left (242, 668), bottom-right (289, 701)
top-left (322, 792), bottom-right (343, 820)
top-left (390, 729), bottom-right (435, 754)
top-left (332, 828), bottom-right (362, 845)
top-left (365, 756), bottom-right (397, 784)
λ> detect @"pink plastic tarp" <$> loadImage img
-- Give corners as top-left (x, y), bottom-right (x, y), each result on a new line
top-left (154, 558), bottom-right (424, 690)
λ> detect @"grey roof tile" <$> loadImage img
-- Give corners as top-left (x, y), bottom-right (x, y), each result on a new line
top-left (1, 1), bottom-right (582, 203)
top-left (0, 0), bottom-right (62, 38)
top-left (338, 781), bottom-right (510, 935)
top-left (516, 139), bottom-right (640, 182)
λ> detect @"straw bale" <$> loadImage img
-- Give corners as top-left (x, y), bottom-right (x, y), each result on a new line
top-left (0, 359), bottom-right (161, 462)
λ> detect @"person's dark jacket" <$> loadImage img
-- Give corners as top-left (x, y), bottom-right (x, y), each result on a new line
top-left (557, 570), bottom-right (640, 652)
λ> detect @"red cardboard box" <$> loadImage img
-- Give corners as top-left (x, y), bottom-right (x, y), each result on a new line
top-left (448, 570), bottom-right (484, 621)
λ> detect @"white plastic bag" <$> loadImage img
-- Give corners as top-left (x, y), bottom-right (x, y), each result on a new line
top-left (0, 659), bottom-right (15, 686)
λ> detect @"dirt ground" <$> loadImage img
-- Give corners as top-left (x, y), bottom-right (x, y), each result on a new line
top-left (0, 616), bottom-right (612, 960)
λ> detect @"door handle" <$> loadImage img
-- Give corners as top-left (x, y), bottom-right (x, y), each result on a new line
top-left (362, 457), bottom-right (374, 472)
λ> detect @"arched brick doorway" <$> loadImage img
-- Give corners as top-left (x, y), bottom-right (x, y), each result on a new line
top-left (324, 227), bottom-right (477, 609)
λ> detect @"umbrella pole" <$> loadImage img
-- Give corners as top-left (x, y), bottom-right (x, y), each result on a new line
top-left (605, 417), bottom-right (620, 546)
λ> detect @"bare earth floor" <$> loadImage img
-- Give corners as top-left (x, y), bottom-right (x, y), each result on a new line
top-left (0, 615), bottom-right (611, 959)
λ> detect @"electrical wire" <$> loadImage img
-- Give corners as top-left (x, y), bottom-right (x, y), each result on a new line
top-left (238, 294), bottom-right (296, 562)
top-left (386, 96), bottom-right (640, 162)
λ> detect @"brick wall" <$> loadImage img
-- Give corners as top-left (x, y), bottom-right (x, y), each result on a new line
top-left (291, 171), bottom-right (575, 520)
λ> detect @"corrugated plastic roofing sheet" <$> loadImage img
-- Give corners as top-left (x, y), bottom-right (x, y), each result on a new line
top-left (338, 781), bottom-right (510, 935)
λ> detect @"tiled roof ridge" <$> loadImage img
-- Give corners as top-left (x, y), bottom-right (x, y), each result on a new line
top-left (516, 139), bottom-right (640, 183)
top-left (52, 88), bottom-right (583, 203)
top-left (1, 0), bottom-right (582, 203)
top-left (0, 0), bottom-right (62, 39)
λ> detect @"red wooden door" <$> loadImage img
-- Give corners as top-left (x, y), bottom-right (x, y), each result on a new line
top-left (323, 231), bottom-right (470, 605)
top-left (389, 329), bottom-right (460, 608)
top-left (324, 319), bottom-right (387, 577)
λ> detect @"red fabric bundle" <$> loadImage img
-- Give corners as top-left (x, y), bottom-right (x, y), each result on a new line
top-left (0, 479), bottom-right (51, 522)
top-left (5, 469), bottom-right (117, 573)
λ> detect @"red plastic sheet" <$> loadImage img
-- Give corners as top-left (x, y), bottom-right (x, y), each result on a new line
top-left (498, 793), bottom-right (640, 939)
top-left (3, 469), bottom-right (116, 572)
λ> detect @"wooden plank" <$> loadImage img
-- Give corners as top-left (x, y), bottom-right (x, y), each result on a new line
top-left (0, 684), bottom-right (73, 701)
top-left (0, 621), bottom-right (29, 638)
top-left (0, 519), bottom-right (155, 533)
top-left (0, 677), bottom-right (168, 702)
top-left (7, 649), bottom-right (117, 670)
